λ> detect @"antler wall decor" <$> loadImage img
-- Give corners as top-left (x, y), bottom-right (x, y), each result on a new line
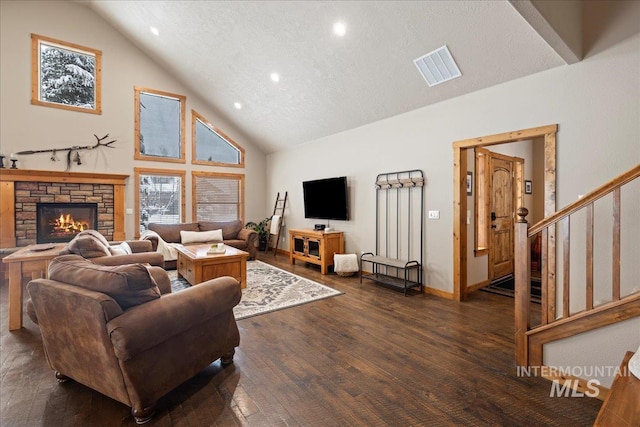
top-left (15, 134), bottom-right (117, 171)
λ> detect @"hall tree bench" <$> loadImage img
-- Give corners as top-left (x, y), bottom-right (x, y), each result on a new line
top-left (359, 169), bottom-right (425, 296)
top-left (359, 253), bottom-right (423, 296)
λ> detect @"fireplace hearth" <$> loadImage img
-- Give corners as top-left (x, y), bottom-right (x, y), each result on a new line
top-left (36, 203), bottom-right (98, 244)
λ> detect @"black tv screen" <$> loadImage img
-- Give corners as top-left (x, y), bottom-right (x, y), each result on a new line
top-left (302, 176), bottom-right (349, 221)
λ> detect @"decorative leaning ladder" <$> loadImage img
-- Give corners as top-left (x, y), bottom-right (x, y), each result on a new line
top-left (360, 170), bottom-right (424, 296)
top-left (268, 191), bottom-right (288, 256)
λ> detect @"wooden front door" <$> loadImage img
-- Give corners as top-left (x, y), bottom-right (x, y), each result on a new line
top-left (489, 152), bottom-right (516, 280)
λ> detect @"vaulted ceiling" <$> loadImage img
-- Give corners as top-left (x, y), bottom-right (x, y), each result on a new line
top-left (85, 1), bottom-right (581, 153)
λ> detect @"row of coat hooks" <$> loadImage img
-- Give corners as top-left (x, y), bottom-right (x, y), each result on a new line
top-left (375, 171), bottom-right (425, 189)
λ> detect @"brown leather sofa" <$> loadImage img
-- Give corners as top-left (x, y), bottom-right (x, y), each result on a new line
top-left (27, 255), bottom-right (241, 424)
top-left (59, 229), bottom-right (164, 268)
top-left (145, 220), bottom-right (258, 269)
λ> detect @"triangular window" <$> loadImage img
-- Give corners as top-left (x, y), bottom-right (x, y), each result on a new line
top-left (192, 110), bottom-right (244, 167)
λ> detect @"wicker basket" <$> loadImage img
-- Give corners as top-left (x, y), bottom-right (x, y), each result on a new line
top-left (336, 271), bottom-right (356, 277)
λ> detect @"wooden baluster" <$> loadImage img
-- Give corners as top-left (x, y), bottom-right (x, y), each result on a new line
top-left (548, 228), bottom-right (557, 322)
top-left (586, 203), bottom-right (594, 310)
top-left (540, 228), bottom-right (556, 325)
top-left (612, 188), bottom-right (621, 301)
top-left (562, 217), bottom-right (570, 318)
top-left (540, 229), bottom-right (548, 325)
top-left (514, 207), bottom-right (530, 366)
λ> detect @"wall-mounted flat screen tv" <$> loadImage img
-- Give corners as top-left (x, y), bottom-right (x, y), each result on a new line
top-left (302, 176), bottom-right (348, 221)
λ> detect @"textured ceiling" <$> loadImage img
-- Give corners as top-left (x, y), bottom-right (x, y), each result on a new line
top-left (85, 1), bottom-right (570, 153)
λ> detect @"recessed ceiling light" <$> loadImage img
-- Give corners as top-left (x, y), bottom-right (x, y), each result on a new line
top-left (333, 22), bottom-right (347, 37)
top-left (149, 26), bottom-right (160, 36)
top-left (270, 73), bottom-right (280, 82)
top-left (234, 102), bottom-right (242, 109)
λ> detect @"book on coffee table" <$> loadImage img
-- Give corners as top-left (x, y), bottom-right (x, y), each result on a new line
top-left (207, 244), bottom-right (226, 255)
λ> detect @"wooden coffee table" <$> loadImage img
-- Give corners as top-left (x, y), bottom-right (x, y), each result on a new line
top-left (175, 244), bottom-right (248, 288)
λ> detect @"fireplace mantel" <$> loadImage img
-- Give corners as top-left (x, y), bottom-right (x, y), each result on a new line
top-left (0, 169), bottom-right (129, 247)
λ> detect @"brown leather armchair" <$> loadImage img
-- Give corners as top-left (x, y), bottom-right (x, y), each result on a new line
top-left (27, 255), bottom-right (241, 424)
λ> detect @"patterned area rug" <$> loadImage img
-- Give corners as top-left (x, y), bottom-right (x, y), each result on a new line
top-left (168, 260), bottom-right (342, 320)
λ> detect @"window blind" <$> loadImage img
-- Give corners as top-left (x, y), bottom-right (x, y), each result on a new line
top-left (195, 175), bottom-right (240, 222)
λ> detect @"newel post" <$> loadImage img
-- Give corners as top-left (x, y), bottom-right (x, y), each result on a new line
top-left (514, 207), bottom-right (530, 367)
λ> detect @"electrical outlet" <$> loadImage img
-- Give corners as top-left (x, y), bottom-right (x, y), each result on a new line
top-left (428, 210), bottom-right (440, 219)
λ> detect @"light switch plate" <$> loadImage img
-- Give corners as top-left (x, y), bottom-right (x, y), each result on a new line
top-left (428, 210), bottom-right (440, 219)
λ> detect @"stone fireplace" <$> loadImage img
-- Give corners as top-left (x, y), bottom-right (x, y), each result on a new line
top-left (14, 180), bottom-right (113, 246)
top-left (0, 169), bottom-right (128, 247)
top-left (36, 202), bottom-right (98, 243)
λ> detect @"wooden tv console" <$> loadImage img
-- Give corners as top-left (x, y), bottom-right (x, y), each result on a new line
top-left (289, 229), bottom-right (344, 274)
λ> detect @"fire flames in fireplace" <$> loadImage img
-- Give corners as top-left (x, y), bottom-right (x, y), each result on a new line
top-left (36, 203), bottom-right (98, 243)
top-left (50, 213), bottom-right (90, 236)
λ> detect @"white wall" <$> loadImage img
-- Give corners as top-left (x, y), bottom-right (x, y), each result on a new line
top-left (544, 317), bottom-right (640, 388)
top-left (0, 1), bottom-right (268, 238)
top-left (267, 3), bottom-right (640, 294)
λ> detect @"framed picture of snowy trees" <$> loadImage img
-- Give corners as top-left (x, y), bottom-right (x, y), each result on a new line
top-left (134, 87), bottom-right (186, 163)
top-left (31, 34), bottom-right (102, 114)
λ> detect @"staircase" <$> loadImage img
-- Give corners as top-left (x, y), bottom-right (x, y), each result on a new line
top-left (513, 165), bottom-right (640, 388)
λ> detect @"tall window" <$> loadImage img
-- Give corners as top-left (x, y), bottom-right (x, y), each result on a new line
top-left (192, 110), bottom-right (244, 167)
top-left (135, 87), bottom-right (186, 163)
top-left (135, 168), bottom-right (186, 236)
top-left (192, 172), bottom-right (244, 223)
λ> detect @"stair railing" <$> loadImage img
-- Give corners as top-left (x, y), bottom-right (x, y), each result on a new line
top-left (514, 164), bottom-right (640, 366)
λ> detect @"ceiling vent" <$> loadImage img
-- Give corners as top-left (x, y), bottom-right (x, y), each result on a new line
top-left (414, 45), bottom-right (461, 87)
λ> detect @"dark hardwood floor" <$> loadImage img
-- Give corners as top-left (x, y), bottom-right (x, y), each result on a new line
top-left (1, 252), bottom-right (601, 426)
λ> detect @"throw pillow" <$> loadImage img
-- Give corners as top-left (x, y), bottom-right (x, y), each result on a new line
top-left (78, 229), bottom-right (111, 247)
top-left (48, 254), bottom-right (161, 310)
top-left (109, 241), bottom-right (132, 256)
top-left (66, 230), bottom-right (110, 258)
top-left (199, 220), bottom-right (242, 240)
top-left (180, 229), bottom-right (223, 244)
top-left (148, 223), bottom-right (199, 243)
